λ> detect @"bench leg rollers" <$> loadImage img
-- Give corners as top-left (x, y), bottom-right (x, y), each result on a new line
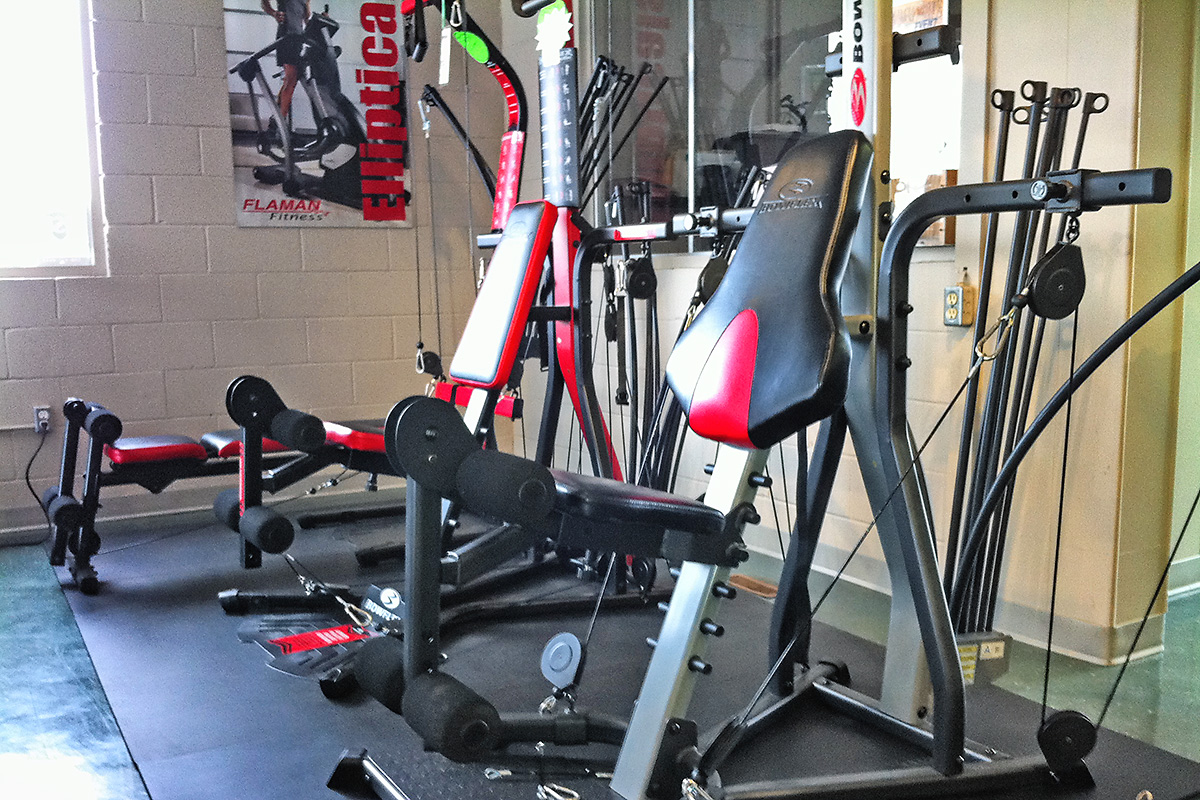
top-left (402, 672), bottom-right (501, 763)
top-left (214, 488), bottom-right (241, 532)
top-left (354, 635), bottom-right (407, 715)
top-left (238, 506), bottom-right (295, 554)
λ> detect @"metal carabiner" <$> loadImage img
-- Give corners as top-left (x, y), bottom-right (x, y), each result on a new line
top-left (448, 0), bottom-right (464, 28)
top-left (334, 596), bottom-right (374, 629)
top-left (417, 99), bottom-right (432, 137)
top-left (682, 778), bottom-right (716, 800)
top-left (974, 307), bottom-right (1017, 362)
top-left (536, 784), bottom-right (580, 800)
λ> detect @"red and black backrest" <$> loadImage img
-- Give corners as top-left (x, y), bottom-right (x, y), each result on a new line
top-left (448, 200), bottom-right (556, 389)
top-left (666, 130), bottom-right (872, 450)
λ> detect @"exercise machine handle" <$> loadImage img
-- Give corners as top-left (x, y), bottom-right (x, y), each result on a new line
top-left (511, 0), bottom-right (557, 18)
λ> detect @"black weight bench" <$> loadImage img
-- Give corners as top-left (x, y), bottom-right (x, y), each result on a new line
top-left (43, 399), bottom-right (300, 594)
top-left (342, 130), bottom-right (873, 779)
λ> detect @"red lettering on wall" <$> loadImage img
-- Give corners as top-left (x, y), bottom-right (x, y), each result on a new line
top-left (360, 3), bottom-right (398, 34)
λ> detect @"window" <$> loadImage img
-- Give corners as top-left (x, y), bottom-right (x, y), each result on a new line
top-left (585, 0), bottom-right (961, 228)
top-left (0, 0), bottom-right (102, 277)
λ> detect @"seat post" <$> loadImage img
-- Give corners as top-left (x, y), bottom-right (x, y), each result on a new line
top-left (610, 447), bottom-right (769, 800)
top-left (403, 477), bottom-right (445, 680)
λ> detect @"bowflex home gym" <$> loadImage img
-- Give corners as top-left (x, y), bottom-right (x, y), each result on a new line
top-left (3, 2), bottom-right (1200, 800)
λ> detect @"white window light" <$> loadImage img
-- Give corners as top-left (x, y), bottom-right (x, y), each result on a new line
top-left (0, 0), bottom-right (102, 277)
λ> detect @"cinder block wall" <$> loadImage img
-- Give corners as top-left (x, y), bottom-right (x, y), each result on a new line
top-left (0, 0), bottom-right (507, 526)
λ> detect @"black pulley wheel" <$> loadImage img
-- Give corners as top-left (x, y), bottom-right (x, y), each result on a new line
top-left (631, 557), bottom-right (657, 593)
top-left (1026, 243), bottom-right (1086, 320)
top-left (1037, 709), bottom-right (1097, 774)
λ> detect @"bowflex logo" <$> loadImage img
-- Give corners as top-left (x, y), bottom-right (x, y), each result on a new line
top-left (850, 68), bottom-right (867, 127)
top-left (759, 178), bottom-right (825, 214)
top-left (779, 178), bottom-right (815, 200)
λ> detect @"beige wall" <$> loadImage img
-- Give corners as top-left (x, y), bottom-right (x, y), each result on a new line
top-left (0, 0), bottom-right (510, 529)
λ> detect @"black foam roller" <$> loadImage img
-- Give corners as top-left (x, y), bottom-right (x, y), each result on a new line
top-left (238, 505), bottom-right (294, 554)
top-left (47, 494), bottom-right (84, 530)
top-left (401, 672), bottom-right (501, 762)
top-left (455, 450), bottom-right (555, 527)
top-left (213, 488), bottom-right (241, 532)
top-left (353, 635), bottom-right (407, 715)
top-left (41, 486), bottom-right (62, 512)
top-left (269, 408), bottom-right (327, 453)
top-left (83, 408), bottom-right (123, 444)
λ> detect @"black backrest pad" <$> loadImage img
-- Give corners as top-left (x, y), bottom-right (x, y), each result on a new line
top-left (449, 200), bottom-right (556, 389)
top-left (666, 131), bottom-right (872, 449)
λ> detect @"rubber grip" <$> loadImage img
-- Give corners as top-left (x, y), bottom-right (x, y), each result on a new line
top-left (454, 450), bottom-right (555, 528)
top-left (238, 506), bottom-right (294, 554)
top-left (401, 672), bottom-right (501, 762)
top-left (83, 407), bottom-right (123, 444)
top-left (353, 635), bottom-right (407, 715)
top-left (269, 408), bottom-right (326, 453)
top-left (213, 488), bottom-right (241, 532)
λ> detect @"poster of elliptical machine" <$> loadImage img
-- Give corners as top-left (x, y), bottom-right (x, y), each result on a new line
top-left (224, 0), bottom-right (411, 227)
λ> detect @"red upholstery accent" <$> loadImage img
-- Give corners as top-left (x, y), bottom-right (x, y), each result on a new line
top-left (105, 436), bottom-right (209, 465)
top-left (686, 310), bottom-right (759, 449)
top-left (433, 381), bottom-right (467, 407)
top-left (494, 395), bottom-right (519, 420)
top-left (433, 381), bottom-right (522, 420)
top-left (323, 421), bottom-right (386, 453)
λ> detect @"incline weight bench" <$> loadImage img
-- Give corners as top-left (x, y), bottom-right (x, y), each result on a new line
top-left (335, 131), bottom-right (872, 786)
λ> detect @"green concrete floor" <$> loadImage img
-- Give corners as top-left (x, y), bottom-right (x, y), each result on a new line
top-left (0, 544), bottom-right (150, 800)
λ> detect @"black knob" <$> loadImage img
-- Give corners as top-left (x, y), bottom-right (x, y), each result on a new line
top-left (700, 619), bottom-right (724, 636)
top-left (712, 582), bottom-right (737, 599)
top-left (688, 657), bottom-right (713, 675)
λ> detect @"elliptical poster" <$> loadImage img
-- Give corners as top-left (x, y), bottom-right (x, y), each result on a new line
top-left (224, 0), bottom-right (411, 227)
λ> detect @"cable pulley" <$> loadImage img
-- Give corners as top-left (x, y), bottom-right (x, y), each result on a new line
top-left (1015, 242), bottom-right (1086, 320)
top-left (625, 256), bottom-right (657, 300)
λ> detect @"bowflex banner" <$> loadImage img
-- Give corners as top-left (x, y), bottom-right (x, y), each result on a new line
top-left (224, 0), bottom-right (411, 227)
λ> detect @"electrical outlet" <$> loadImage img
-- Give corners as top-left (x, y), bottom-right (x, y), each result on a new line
top-left (943, 284), bottom-right (977, 327)
top-left (34, 406), bottom-right (51, 433)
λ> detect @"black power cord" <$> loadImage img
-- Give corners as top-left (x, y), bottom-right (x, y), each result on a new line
top-left (25, 428), bottom-right (51, 521)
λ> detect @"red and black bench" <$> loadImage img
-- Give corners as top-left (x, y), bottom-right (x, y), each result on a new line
top-left (43, 398), bottom-right (300, 595)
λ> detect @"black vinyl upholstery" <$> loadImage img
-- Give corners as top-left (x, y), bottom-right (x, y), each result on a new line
top-left (551, 468), bottom-right (726, 535)
top-left (667, 130), bottom-right (872, 450)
